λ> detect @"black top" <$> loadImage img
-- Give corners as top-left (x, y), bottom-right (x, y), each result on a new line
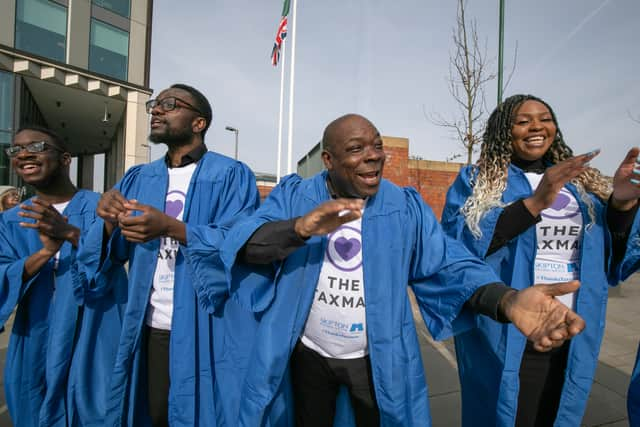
top-left (163, 143), bottom-right (207, 168)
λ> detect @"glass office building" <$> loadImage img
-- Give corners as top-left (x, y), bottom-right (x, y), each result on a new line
top-left (89, 18), bottom-right (129, 80)
top-left (0, 70), bottom-right (14, 185)
top-left (15, 0), bottom-right (67, 62)
top-left (0, 0), bottom-right (153, 191)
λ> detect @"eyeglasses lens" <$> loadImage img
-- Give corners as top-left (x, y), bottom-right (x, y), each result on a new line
top-left (147, 97), bottom-right (178, 114)
top-left (5, 141), bottom-right (47, 157)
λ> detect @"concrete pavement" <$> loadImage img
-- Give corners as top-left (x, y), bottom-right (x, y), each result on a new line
top-left (418, 273), bottom-right (640, 427)
top-left (1, 312), bottom-right (13, 426)
top-left (2, 274), bottom-right (640, 426)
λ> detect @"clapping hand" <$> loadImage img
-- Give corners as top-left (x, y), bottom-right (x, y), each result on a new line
top-left (524, 151), bottom-right (600, 217)
top-left (611, 147), bottom-right (640, 211)
top-left (294, 198), bottom-right (365, 239)
top-left (19, 198), bottom-right (80, 248)
top-left (97, 189), bottom-right (129, 235)
top-left (117, 200), bottom-right (185, 244)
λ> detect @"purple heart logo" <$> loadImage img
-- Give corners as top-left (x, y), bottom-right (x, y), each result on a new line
top-left (165, 200), bottom-right (184, 218)
top-left (550, 193), bottom-right (570, 211)
top-left (334, 237), bottom-right (361, 261)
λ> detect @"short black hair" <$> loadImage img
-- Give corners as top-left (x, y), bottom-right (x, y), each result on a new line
top-left (170, 83), bottom-right (213, 138)
top-left (16, 125), bottom-right (68, 152)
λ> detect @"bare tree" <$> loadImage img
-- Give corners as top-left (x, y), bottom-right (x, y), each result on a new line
top-left (428, 0), bottom-right (496, 165)
top-left (629, 110), bottom-right (640, 124)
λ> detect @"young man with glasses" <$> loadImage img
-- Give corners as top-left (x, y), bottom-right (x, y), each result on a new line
top-left (77, 84), bottom-right (279, 426)
top-left (0, 125), bottom-right (128, 427)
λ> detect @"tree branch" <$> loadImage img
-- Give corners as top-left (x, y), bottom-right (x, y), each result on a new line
top-left (426, 0), bottom-right (498, 165)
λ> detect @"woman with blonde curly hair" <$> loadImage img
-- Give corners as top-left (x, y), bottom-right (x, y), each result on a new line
top-left (442, 94), bottom-right (640, 427)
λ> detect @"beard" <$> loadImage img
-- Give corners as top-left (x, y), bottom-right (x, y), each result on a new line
top-left (149, 125), bottom-right (193, 146)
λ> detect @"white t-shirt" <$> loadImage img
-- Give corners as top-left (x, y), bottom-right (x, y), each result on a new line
top-left (301, 215), bottom-right (368, 359)
top-left (51, 201), bottom-right (70, 271)
top-left (146, 163), bottom-right (196, 330)
top-left (525, 173), bottom-right (582, 310)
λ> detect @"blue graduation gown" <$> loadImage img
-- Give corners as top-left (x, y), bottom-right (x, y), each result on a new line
top-left (616, 214), bottom-right (640, 426)
top-left (442, 164), bottom-right (627, 427)
top-left (77, 152), bottom-right (274, 427)
top-left (221, 171), bottom-right (502, 426)
top-left (0, 190), bottom-right (128, 427)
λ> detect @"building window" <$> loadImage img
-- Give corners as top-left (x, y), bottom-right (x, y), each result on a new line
top-left (92, 0), bottom-right (130, 18)
top-left (15, 0), bottom-right (67, 63)
top-left (89, 19), bottom-right (129, 81)
top-left (0, 71), bottom-right (15, 185)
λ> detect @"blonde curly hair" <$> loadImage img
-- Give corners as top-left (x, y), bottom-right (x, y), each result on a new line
top-left (462, 94), bottom-right (611, 238)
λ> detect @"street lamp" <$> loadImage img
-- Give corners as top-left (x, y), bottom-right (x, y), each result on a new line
top-left (225, 126), bottom-right (239, 160)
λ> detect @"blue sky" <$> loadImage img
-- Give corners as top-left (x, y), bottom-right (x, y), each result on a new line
top-left (149, 0), bottom-right (640, 176)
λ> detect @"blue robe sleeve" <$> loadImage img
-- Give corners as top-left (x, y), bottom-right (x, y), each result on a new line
top-left (181, 162), bottom-right (261, 313)
top-left (76, 169), bottom-right (145, 301)
top-left (405, 188), bottom-right (502, 340)
top-left (220, 174), bottom-right (302, 313)
top-left (0, 218), bottom-right (45, 326)
top-left (441, 166), bottom-right (505, 258)
top-left (76, 218), bottom-right (130, 301)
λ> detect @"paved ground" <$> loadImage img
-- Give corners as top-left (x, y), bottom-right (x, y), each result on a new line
top-left (0, 313), bottom-right (12, 426)
top-left (420, 273), bottom-right (640, 427)
top-left (1, 274), bottom-right (640, 426)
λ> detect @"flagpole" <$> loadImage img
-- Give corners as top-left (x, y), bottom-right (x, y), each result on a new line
top-left (286, 0), bottom-right (298, 174)
top-left (276, 40), bottom-right (286, 182)
top-left (497, 0), bottom-right (505, 105)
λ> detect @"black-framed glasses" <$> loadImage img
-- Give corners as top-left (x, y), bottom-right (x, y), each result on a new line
top-left (4, 141), bottom-right (64, 158)
top-left (145, 97), bottom-right (203, 115)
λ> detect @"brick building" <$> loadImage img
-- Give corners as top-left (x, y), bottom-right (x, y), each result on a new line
top-left (255, 172), bottom-right (277, 201)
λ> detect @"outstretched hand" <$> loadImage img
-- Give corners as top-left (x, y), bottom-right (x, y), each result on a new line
top-left (611, 147), bottom-right (640, 211)
top-left (294, 198), bottom-right (365, 239)
top-left (524, 151), bottom-right (599, 217)
top-left (501, 280), bottom-right (585, 352)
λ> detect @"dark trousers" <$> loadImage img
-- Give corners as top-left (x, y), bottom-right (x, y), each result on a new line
top-left (290, 341), bottom-right (380, 427)
top-left (146, 326), bottom-right (171, 427)
top-left (515, 341), bottom-right (570, 427)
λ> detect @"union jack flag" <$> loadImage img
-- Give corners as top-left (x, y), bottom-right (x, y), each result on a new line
top-left (271, 0), bottom-right (290, 66)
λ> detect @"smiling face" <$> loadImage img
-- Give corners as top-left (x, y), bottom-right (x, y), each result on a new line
top-left (510, 100), bottom-right (558, 161)
top-left (322, 115), bottom-right (385, 198)
top-left (11, 129), bottom-right (70, 189)
top-left (148, 87), bottom-right (206, 146)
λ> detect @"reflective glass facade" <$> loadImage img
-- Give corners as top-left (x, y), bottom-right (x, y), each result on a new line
top-left (89, 19), bottom-right (129, 80)
top-left (14, 0), bottom-right (67, 62)
top-left (0, 71), bottom-right (15, 185)
top-left (93, 0), bottom-right (130, 18)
